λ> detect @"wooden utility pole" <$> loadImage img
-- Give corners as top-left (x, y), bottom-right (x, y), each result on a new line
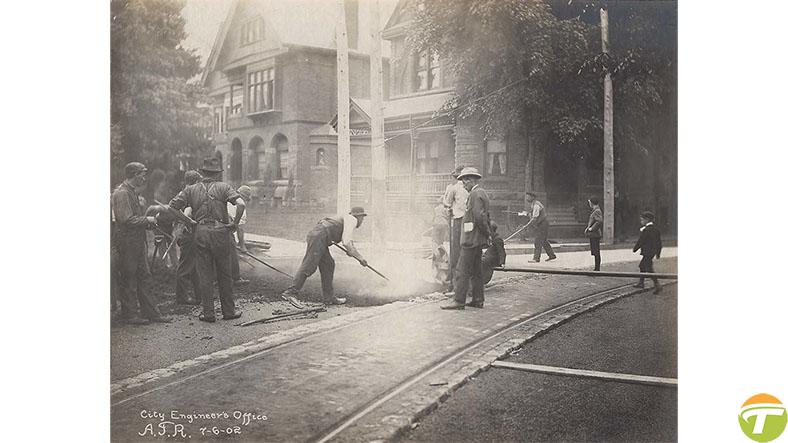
top-left (601, 6), bottom-right (615, 244)
top-left (408, 114), bottom-right (416, 212)
top-left (336, 0), bottom-right (351, 214)
top-left (369, 0), bottom-right (387, 248)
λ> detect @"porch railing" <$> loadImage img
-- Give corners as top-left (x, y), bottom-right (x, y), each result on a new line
top-left (351, 173), bottom-right (454, 201)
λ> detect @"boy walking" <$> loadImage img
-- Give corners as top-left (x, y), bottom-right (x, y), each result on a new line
top-left (585, 197), bottom-right (603, 271)
top-left (633, 211), bottom-right (662, 294)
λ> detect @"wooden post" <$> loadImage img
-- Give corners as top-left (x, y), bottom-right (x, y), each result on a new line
top-left (601, 6), bottom-right (615, 244)
top-left (369, 0), bottom-right (387, 249)
top-left (336, 0), bottom-right (352, 214)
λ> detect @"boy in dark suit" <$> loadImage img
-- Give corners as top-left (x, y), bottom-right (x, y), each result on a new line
top-left (633, 211), bottom-right (662, 294)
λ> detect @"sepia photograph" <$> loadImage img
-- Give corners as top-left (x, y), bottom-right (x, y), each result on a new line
top-left (108, 0), bottom-right (680, 441)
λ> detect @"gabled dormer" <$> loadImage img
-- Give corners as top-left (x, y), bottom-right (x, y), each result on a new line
top-left (382, 0), bottom-right (454, 98)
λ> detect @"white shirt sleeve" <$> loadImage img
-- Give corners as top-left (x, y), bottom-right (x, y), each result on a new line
top-left (532, 202), bottom-right (541, 218)
top-left (342, 213), bottom-right (356, 245)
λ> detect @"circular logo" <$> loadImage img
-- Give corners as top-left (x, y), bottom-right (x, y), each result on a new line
top-left (739, 394), bottom-right (787, 442)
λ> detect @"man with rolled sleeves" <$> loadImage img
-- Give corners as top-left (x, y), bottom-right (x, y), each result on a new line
top-left (441, 167), bottom-right (491, 310)
top-left (173, 170), bottom-right (202, 304)
top-left (111, 162), bottom-right (172, 324)
top-left (169, 158), bottom-right (245, 322)
top-left (442, 165), bottom-right (468, 291)
top-left (281, 207), bottom-right (369, 307)
top-left (520, 191), bottom-right (557, 263)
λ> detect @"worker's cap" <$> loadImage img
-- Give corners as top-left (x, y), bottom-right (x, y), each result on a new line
top-left (451, 165), bottom-right (465, 178)
top-left (199, 157), bottom-right (223, 173)
top-left (124, 162), bottom-right (148, 179)
top-left (457, 167), bottom-right (482, 180)
top-left (525, 191), bottom-right (537, 198)
top-left (640, 211), bottom-right (655, 221)
top-left (184, 170), bottom-right (202, 185)
top-left (237, 185), bottom-right (252, 200)
top-left (350, 206), bottom-right (367, 217)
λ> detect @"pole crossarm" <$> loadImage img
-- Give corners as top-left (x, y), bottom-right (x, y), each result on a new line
top-left (493, 267), bottom-right (677, 280)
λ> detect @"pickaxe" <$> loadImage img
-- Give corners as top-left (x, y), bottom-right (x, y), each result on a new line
top-left (331, 243), bottom-right (390, 281)
top-left (237, 306), bottom-right (326, 327)
top-left (236, 247), bottom-right (294, 279)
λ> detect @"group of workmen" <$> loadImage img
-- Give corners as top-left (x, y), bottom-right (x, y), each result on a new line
top-left (111, 157), bottom-right (663, 325)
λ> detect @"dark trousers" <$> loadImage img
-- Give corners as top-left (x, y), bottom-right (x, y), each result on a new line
top-left (533, 223), bottom-right (556, 261)
top-left (638, 255), bottom-right (660, 286)
top-left (449, 218), bottom-right (462, 285)
top-left (288, 226), bottom-right (335, 300)
top-left (589, 237), bottom-right (601, 271)
top-left (115, 233), bottom-right (161, 319)
top-left (175, 233), bottom-right (200, 301)
top-left (453, 246), bottom-right (484, 304)
top-left (194, 225), bottom-right (236, 317)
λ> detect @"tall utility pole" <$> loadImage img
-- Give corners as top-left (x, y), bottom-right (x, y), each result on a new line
top-left (601, 6), bottom-right (615, 244)
top-left (369, 0), bottom-right (386, 249)
top-left (336, 0), bottom-right (351, 214)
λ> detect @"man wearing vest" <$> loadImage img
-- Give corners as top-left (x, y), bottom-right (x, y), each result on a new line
top-left (169, 157), bottom-right (246, 322)
top-left (441, 167), bottom-right (491, 310)
top-left (520, 192), bottom-right (557, 263)
top-left (281, 207), bottom-right (369, 307)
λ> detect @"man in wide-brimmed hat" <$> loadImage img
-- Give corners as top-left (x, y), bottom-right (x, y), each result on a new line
top-left (111, 162), bottom-right (172, 324)
top-left (281, 206), bottom-right (370, 307)
top-left (441, 167), bottom-right (491, 310)
top-left (169, 157), bottom-right (246, 322)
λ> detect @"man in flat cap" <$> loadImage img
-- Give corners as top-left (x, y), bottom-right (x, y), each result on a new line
top-left (169, 157), bottom-right (245, 322)
top-left (520, 191), bottom-right (557, 263)
top-left (111, 162), bottom-right (172, 324)
top-left (441, 167), bottom-right (491, 310)
top-left (281, 207), bottom-right (370, 307)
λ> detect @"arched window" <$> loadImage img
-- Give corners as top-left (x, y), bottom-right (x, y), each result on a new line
top-left (272, 134), bottom-right (289, 179)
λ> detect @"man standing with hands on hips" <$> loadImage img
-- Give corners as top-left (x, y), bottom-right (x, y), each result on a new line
top-left (169, 157), bottom-right (245, 322)
top-left (441, 167), bottom-right (491, 310)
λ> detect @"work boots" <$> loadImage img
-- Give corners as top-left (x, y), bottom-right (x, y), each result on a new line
top-left (281, 289), bottom-right (305, 309)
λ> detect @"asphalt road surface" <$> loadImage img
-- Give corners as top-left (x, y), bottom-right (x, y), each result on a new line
top-left (401, 284), bottom-right (678, 443)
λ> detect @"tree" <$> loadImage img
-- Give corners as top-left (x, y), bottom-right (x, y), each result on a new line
top-left (408, 0), bottom-right (602, 193)
top-left (408, 0), bottom-right (677, 232)
top-left (110, 0), bottom-right (210, 186)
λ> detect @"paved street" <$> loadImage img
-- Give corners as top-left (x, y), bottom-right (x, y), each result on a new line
top-left (110, 251), bottom-right (676, 442)
top-left (401, 285), bottom-right (677, 442)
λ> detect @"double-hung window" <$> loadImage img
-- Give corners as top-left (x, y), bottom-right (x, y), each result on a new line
top-left (248, 68), bottom-right (275, 113)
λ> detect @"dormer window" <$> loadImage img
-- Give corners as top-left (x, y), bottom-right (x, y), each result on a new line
top-left (240, 17), bottom-right (263, 45)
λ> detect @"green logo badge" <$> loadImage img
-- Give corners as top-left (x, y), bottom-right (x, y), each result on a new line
top-left (740, 393), bottom-right (787, 442)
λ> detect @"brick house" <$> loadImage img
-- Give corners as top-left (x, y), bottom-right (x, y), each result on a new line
top-left (202, 0), bottom-right (390, 204)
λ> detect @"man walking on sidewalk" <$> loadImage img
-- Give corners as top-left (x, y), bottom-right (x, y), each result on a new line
top-left (520, 192), bottom-right (557, 263)
top-left (633, 211), bottom-right (662, 294)
top-left (281, 207), bottom-right (369, 307)
top-left (441, 167), bottom-right (490, 310)
top-left (169, 158), bottom-right (245, 322)
top-left (111, 162), bottom-right (172, 325)
top-left (442, 166), bottom-right (468, 291)
top-left (585, 197), bottom-right (603, 271)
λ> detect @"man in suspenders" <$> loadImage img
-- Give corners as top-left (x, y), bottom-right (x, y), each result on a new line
top-left (169, 157), bottom-right (246, 322)
top-left (281, 207), bottom-right (369, 307)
